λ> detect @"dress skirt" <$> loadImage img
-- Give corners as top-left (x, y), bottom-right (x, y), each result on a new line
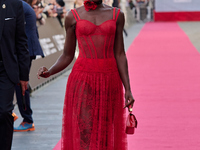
top-left (61, 57), bottom-right (127, 150)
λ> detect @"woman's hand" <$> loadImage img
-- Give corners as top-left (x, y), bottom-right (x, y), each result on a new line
top-left (37, 66), bottom-right (51, 79)
top-left (124, 90), bottom-right (135, 112)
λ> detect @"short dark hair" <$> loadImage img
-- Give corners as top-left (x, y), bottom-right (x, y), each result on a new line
top-left (56, 0), bottom-right (65, 7)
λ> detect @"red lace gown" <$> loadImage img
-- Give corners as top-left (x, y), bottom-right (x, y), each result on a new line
top-left (62, 8), bottom-right (127, 150)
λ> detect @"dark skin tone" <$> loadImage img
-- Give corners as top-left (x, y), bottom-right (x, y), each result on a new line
top-left (20, 81), bottom-right (28, 95)
top-left (37, 1), bottom-right (135, 111)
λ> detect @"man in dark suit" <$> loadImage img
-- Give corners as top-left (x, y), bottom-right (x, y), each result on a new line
top-left (14, 0), bottom-right (44, 132)
top-left (0, 0), bottom-right (30, 149)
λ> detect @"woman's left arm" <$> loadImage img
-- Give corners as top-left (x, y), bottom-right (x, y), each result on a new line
top-left (114, 11), bottom-right (135, 110)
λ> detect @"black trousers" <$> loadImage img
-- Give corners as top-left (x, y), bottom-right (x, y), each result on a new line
top-left (0, 61), bottom-right (15, 150)
top-left (15, 56), bottom-right (33, 123)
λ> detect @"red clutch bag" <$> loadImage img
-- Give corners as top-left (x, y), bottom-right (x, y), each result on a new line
top-left (126, 111), bottom-right (138, 134)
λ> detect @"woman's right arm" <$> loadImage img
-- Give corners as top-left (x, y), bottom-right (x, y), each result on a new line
top-left (37, 11), bottom-right (76, 78)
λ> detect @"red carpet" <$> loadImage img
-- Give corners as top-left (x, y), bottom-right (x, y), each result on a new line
top-left (53, 139), bottom-right (61, 150)
top-left (54, 22), bottom-right (200, 150)
top-left (127, 22), bottom-right (200, 150)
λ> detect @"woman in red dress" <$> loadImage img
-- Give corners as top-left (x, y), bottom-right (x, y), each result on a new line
top-left (38, 0), bottom-right (135, 149)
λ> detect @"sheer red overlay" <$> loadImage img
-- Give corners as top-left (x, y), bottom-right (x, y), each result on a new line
top-left (62, 8), bottom-right (127, 150)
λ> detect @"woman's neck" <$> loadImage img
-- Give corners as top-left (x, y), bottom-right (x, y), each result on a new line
top-left (93, 0), bottom-right (102, 5)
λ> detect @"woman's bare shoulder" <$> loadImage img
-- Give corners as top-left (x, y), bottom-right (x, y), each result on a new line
top-left (103, 4), bottom-right (115, 11)
top-left (65, 10), bottom-right (77, 27)
top-left (75, 5), bottom-right (85, 13)
top-left (102, 5), bottom-right (124, 15)
top-left (114, 7), bottom-right (124, 18)
top-left (66, 6), bottom-right (85, 19)
top-left (116, 9), bottom-right (125, 26)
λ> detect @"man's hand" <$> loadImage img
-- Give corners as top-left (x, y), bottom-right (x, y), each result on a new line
top-left (20, 80), bottom-right (28, 96)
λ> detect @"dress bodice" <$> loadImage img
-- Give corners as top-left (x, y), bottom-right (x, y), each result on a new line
top-left (71, 8), bottom-right (120, 59)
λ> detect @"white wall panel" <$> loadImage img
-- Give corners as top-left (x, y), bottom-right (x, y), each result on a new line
top-left (155, 0), bottom-right (200, 12)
